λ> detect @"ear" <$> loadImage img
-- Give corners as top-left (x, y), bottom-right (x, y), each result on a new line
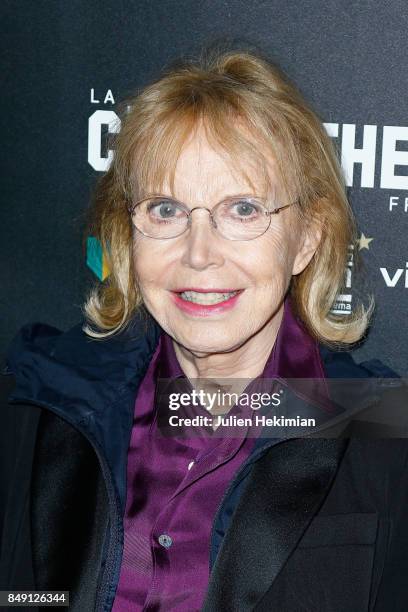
top-left (291, 217), bottom-right (323, 276)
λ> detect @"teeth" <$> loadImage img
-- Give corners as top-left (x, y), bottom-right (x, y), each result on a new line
top-left (180, 290), bottom-right (238, 304)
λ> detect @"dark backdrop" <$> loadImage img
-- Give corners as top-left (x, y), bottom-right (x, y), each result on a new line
top-left (2, 0), bottom-right (407, 374)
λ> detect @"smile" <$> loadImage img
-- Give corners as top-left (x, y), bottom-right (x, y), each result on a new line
top-left (170, 288), bottom-right (244, 316)
top-left (179, 290), bottom-right (238, 304)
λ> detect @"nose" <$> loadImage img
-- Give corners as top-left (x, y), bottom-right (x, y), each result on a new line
top-left (180, 207), bottom-right (224, 271)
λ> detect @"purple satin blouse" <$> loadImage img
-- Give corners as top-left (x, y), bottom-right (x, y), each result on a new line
top-left (111, 296), bottom-right (326, 611)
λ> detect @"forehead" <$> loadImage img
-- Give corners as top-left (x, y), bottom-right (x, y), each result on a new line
top-left (144, 121), bottom-right (280, 202)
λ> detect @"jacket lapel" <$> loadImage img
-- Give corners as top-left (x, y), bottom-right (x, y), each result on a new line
top-left (29, 408), bottom-right (109, 612)
top-left (202, 437), bottom-right (349, 611)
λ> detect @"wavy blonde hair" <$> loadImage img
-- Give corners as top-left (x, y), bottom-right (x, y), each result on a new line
top-left (83, 46), bottom-right (374, 348)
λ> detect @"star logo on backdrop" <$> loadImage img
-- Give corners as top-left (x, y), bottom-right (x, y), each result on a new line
top-left (357, 232), bottom-right (374, 251)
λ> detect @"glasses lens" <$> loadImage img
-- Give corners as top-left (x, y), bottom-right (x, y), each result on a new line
top-left (131, 197), bottom-right (188, 238)
top-left (214, 198), bottom-right (270, 240)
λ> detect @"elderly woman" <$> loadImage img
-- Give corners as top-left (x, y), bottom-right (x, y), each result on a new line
top-left (1, 49), bottom-right (408, 612)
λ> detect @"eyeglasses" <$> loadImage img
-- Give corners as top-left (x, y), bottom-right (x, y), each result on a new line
top-left (128, 194), bottom-right (295, 241)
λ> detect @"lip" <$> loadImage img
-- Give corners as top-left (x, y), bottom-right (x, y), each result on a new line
top-left (169, 288), bottom-right (245, 317)
top-left (172, 287), bottom-right (241, 293)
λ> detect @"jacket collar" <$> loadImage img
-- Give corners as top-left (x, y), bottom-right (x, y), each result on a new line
top-left (7, 307), bottom-right (162, 427)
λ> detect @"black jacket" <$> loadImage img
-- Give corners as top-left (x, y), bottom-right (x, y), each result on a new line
top-left (1, 316), bottom-right (408, 612)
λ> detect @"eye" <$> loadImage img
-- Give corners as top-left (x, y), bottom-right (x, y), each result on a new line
top-left (146, 198), bottom-right (186, 222)
top-left (228, 199), bottom-right (264, 220)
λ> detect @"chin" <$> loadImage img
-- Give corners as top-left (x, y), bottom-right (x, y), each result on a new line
top-left (173, 327), bottom-right (249, 355)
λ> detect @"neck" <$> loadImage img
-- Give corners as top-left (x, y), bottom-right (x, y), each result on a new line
top-left (172, 302), bottom-right (284, 381)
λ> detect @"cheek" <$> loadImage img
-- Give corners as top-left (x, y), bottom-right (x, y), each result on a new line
top-left (245, 231), bottom-right (295, 290)
top-left (132, 236), bottom-right (144, 278)
top-left (132, 237), bottom-right (163, 288)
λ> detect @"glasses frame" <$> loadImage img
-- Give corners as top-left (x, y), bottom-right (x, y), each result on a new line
top-left (128, 193), bottom-right (296, 241)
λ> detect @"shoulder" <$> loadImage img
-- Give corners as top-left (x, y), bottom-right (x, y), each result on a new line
top-left (1, 314), bottom-right (162, 415)
top-left (4, 312), bottom-right (162, 381)
top-left (317, 344), bottom-right (408, 446)
top-left (318, 344), bottom-right (401, 379)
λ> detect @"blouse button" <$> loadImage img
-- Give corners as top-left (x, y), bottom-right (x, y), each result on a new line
top-left (188, 460), bottom-right (195, 470)
top-left (158, 534), bottom-right (173, 548)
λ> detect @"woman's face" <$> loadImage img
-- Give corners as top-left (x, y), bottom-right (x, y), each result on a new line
top-left (133, 127), bottom-right (320, 356)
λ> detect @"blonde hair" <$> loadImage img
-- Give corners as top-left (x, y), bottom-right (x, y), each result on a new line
top-left (83, 45), bottom-right (374, 348)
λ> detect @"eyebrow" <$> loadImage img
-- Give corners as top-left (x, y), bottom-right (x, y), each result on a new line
top-left (141, 191), bottom-right (264, 202)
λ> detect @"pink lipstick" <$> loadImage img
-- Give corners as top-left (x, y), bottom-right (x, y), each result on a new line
top-left (170, 288), bottom-right (244, 317)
